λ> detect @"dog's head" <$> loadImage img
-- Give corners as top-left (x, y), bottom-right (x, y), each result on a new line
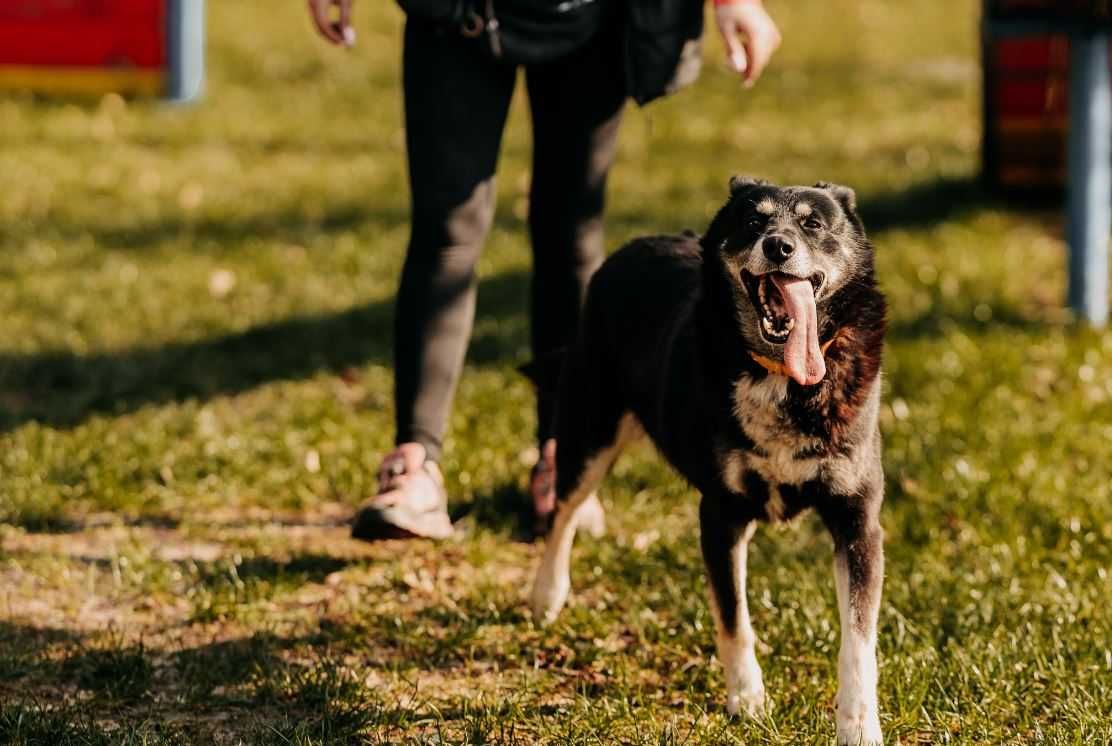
top-left (701, 177), bottom-right (875, 386)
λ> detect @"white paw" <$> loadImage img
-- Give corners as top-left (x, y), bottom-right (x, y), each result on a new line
top-left (835, 712), bottom-right (882, 745)
top-left (575, 494), bottom-right (606, 538)
top-left (726, 686), bottom-right (768, 718)
top-left (530, 572), bottom-right (569, 625)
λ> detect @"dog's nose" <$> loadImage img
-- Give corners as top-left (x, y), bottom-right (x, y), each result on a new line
top-left (762, 235), bottom-right (796, 264)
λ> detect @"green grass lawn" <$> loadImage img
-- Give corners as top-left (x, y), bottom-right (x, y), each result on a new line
top-left (1, 0), bottom-right (1110, 743)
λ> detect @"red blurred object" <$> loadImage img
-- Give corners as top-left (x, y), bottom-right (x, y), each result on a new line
top-left (0, 0), bottom-right (166, 69)
top-left (992, 37), bottom-right (1068, 120)
top-left (984, 35), bottom-right (1072, 189)
top-left (983, 1), bottom-right (1112, 189)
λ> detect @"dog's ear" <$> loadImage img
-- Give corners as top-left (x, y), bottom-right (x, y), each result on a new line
top-left (814, 181), bottom-right (866, 236)
top-left (813, 181), bottom-right (858, 216)
top-left (702, 176), bottom-right (768, 253)
top-left (729, 175), bottom-right (768, 196)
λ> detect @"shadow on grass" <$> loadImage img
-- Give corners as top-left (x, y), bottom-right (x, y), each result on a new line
top-left (0, 601), bottom-right (612, 741)
top-left (886, 303), bottom-right (1050, 342)
top-left (0, 176), bottom-right (1061, 439)
top-left (24, 512), bottom-right (185, 536)
top-left (0, 622), bottom-right (86, 682)
top-left (1, 623), bottom-right (439, 742)
top-left (216, 553), bottom-right (353, 585)
top-left (51, 551), bottom-right (356, 587)
top-left (185, 553), bottom-right (362, 623)
top-left (0, 703), bottom-right (149, 745)
top-left (0, 268), bottom-right (531, 434)
top-left (453, 481), bottom-right (541, 542)
top-left (3, 508), bottom-right (356, 536)
top-left (96, 204), bottom-right (404, 253)
top-left (60, 642), bottom-right (155, 701)
top-left (856, 175), bottom-right (1057, 233)
top-left (0, 626), bottom-right (377, 742)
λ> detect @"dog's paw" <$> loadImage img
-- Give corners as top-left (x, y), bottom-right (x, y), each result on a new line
top-left (575, 494), bottom-right (606, 538)
top-left (835, 689), bottom-right (881, 745)
top-left (835, 714), bottom-right (882, 745)
top-left (726, 687), bottom-right (768, 719)
top-left (530, 573), bottom-right (569, 626)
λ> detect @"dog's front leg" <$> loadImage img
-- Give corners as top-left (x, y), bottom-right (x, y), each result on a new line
top-left (822, 491), bottom-right (884, 745)
top-left (699, 493), bottom-right (765, 717)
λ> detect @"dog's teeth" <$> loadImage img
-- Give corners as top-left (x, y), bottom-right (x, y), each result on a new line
top-left (785, 318), bottom-right (795, 332)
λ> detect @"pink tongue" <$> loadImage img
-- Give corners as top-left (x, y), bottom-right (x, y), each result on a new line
top-left (770, 274), bottom-right (826, 385)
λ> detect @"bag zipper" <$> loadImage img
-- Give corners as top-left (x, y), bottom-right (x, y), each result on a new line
top-left (484, 0), bottom-right (503, 58)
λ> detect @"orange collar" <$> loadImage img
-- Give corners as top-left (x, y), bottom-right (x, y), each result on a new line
top-left (749, 328), bottom-right (841, 378)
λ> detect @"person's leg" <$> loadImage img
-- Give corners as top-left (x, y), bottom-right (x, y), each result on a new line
top-left (523, 26), bottom-right (626, 447)
top-left (353, 22), bottom-right (516, 541)
top-left (395, 21), bottom-right (517, 462)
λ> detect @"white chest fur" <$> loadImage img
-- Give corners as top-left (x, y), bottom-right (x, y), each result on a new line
top-left (733, 375), bottom-right (823, 470)
top-left (721, 374), bottom-right (879, 519)
top-left (722, 375), bottom-right (821, 519)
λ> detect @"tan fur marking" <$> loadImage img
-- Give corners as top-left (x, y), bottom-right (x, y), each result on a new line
top-left (765, 485), bottom-right (785, 522)
top-left (719, 450), bottom-right (747, 493)
top-left (794, 202), bottom-right (813, 217)
top-left (755, 198), bottom-right (776, 216)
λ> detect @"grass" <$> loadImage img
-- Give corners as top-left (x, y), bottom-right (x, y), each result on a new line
top-left (1, 0), bottom-right (1110, 743)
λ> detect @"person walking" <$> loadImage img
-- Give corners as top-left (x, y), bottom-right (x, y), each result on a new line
top-left (307, 0), bottom-right (782, 540)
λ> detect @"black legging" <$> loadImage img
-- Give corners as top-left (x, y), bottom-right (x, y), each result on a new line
top-left (394, 19), bottom-right (626, 462)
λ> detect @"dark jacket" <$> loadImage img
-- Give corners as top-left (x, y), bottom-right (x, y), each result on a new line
top-left (625, 0), bottom-right (705, 105)
top-left (396, 0), bottom-right (706, 105)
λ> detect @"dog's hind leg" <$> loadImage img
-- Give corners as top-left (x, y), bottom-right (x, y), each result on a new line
top-left (530, 413), bottom-right (636, 625)
top-left (700, 493), bottom-right (766, 718)
top-left (818, 488), bottom-right (884, 745)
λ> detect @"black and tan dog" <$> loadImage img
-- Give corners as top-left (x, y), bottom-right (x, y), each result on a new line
top-left (530, 177), bottom-right (887, 744)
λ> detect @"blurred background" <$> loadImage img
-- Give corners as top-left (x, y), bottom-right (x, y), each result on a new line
top-left (0, 1), bottom-right (1109, 743)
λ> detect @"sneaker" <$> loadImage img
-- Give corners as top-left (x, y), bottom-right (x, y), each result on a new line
top-left (351, 443), bottom-right (454, 541)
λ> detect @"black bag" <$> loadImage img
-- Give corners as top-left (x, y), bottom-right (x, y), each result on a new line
top-left (396, 0), bottom-right (705, 104)
top-left (479, 0), bottom-right (610, 64)
top-left (624, 0), bottom-right (704, 105)
top-left (396, 0), bottom-right (608, 64)
top-left (396, 0), bottom-right (469, 25)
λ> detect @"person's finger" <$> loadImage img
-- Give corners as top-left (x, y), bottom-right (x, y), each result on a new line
top-left (743, 23), bottom-right (779, 86)
top-left (308, 0), bottom-right (344, 45)
top-left (742, 36), bottom-right (767, 86)
top-left (718, 18), bottom-right (748, 75)
top-left (339, 0), bottom-right (356, 47)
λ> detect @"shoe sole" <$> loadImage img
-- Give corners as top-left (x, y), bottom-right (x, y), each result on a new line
top-left (351, 506), bottom-right (453, 542)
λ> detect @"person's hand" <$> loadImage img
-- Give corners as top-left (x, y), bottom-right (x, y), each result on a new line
top-left (307, 0), bottom-right (356, 47)
top-left (714, 0), bottom-right (781, 88)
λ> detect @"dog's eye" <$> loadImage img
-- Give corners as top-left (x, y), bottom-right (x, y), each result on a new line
top-left (802, 218), bottom-right (823, 231)
top-left (747, 216), bottom-right (765, 229)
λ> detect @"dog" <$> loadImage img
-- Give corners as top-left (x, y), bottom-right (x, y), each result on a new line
top-left (530, 177), bottom-right (887, 744)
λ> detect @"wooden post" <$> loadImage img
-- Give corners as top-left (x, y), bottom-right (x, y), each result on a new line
top-left (1067, 31), bottom-right (1111, 327)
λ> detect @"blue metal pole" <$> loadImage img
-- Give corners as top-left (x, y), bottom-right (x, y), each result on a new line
top-left (1066, 31), bottom-right (1111, 327)
top-left (166, 0), bottom-right (205, 102)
